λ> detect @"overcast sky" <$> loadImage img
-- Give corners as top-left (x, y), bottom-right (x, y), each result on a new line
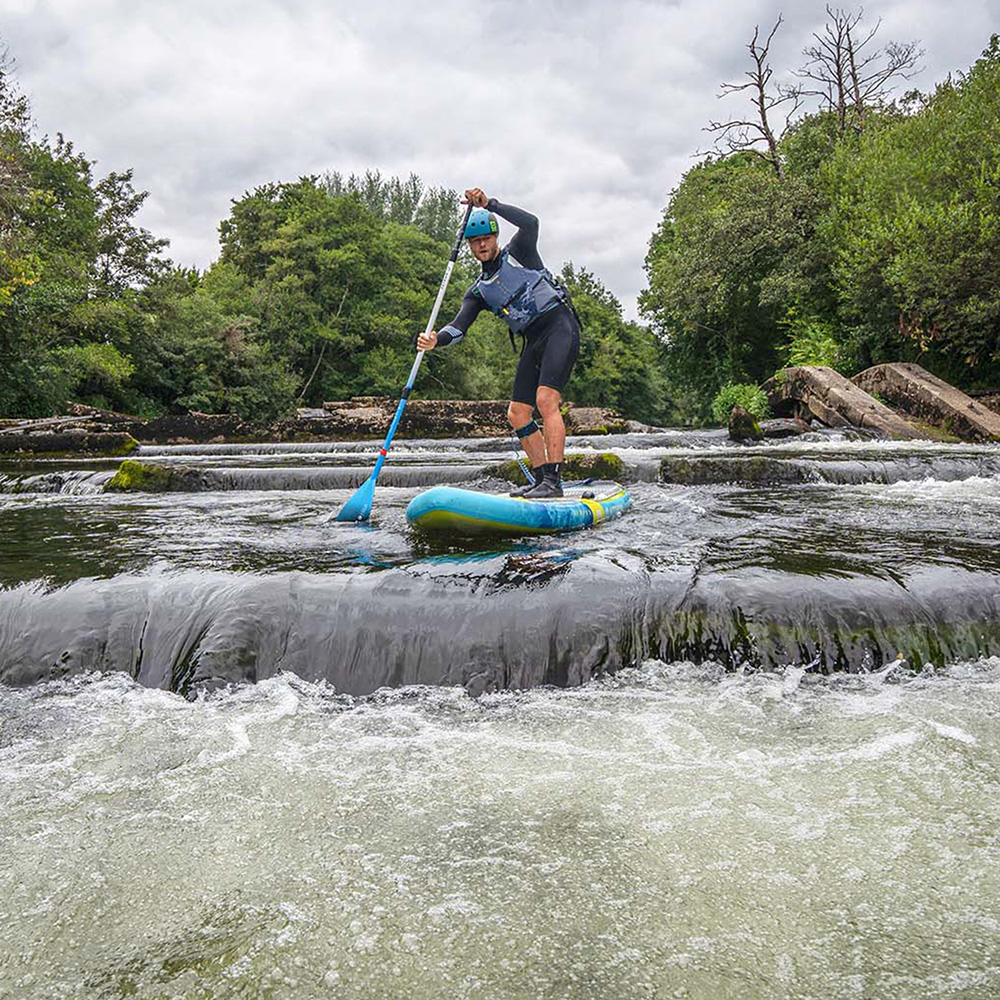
top-left (3, 0), bottom-right (997, 317)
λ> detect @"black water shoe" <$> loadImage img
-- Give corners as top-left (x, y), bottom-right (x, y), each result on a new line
top-left (510, 467), bottom-right (546, 497)
top-left (522, 464), bottom-right (563, 499)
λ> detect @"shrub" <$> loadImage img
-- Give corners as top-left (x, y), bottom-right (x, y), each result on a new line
top-left (710, 382), bottom-right (770, 424)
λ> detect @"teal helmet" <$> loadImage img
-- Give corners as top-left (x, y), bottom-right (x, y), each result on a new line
top-left (464, 208), bottom-right (499, 239)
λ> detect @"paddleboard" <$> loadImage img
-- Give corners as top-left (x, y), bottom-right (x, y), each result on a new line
top-left (406, 480), bottom-right (630, 536)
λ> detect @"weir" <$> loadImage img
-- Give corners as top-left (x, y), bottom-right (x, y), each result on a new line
top-left (2, 431), bottom-right (999, 694)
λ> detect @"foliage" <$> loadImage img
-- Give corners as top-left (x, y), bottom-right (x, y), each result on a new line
top-left (640, 153), bottom-right (812, 417)
top-left (710, 383), bottom-right (770, 423)
top-left (643, 32), bottom-right (1000, 414)
top-left (780, 311), bottom-right (850, 369)
top-left (321, 170), bottom-right (461, 244)
top-left (819, 35), bottom-right (1000, 382)
top-left (560, 265), bottom-right (673, 424)
top-left (58, 342), bottom-right (135, 410)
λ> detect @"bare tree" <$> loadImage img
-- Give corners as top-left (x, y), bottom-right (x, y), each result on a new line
top-left (798, 7), bottom-right (923, 134)
top-left (705, 16), bottom-right (802, 180)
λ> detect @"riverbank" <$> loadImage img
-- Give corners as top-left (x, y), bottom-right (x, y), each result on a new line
top-left (0, 399), bottom-right (654, 454)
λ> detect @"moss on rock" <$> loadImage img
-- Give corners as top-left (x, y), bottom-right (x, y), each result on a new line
top-left (111, 434), bottom-right (139, 456)
top-left (105, 460), bottom-right (175, 493)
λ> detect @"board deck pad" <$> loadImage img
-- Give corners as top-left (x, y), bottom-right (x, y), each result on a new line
top-left (406, 480), bottom-right (631, 536)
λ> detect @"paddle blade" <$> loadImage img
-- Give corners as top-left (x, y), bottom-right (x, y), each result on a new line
top-left (334, 474), bottom-right (376, 522)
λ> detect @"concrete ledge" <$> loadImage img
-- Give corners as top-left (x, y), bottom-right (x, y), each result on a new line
top-left (853, 363), bottom-right (1000, 443)
top-left (762, 366), bottom-right (927, 440)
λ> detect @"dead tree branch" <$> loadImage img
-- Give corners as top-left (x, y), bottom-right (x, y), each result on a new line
top-left (797, 6), bottom-right (923, 134)
top-left (705, 16), bottom-right (802, 180)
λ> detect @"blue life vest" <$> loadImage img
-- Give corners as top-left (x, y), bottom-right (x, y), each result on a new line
top-left (473, 248), bottom-right (565, 335)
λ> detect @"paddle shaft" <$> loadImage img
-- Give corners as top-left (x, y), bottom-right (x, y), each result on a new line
top-left (366, 202), bottom-right (474, 483)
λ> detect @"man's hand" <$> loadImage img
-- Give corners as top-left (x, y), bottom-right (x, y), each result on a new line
top-left (417, 330), bottom-right (438, 351)
top-left (462, 188), bottom-right (488, 208)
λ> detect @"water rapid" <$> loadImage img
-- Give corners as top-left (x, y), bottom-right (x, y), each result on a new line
top-left (3, 431), bottom-right (1000, 997)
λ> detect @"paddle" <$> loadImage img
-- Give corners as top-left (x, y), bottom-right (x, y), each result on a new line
top-left (334, 201), bottom-right (474, 522)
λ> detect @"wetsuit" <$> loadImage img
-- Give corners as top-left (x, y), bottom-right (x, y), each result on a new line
top-left (436, 200), bottom-right (580, 405)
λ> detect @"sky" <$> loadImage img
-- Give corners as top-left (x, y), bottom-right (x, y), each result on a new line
top-left (2, 0), bottom-right (997, 317)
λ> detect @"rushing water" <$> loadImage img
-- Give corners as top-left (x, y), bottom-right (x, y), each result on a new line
top-left (1, 432), bottom-right (999, 692)
top-left (2, 430), bottom-right (1000, 997)
top-left (3, 664), bottom-right (1000, 999)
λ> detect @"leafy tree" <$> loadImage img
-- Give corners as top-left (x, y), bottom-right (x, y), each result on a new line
top-left (321, 170), bottom-right (461, 244)
top-left (562, 265), bottom-right (672, 424)
top-left (640, 153), bottom-right (812, 415)
top-left (92, 169), bottom-right (169, 294)
top-left (820, 35), bottom-right (1000, 381)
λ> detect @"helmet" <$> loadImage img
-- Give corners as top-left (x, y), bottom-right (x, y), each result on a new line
top-left (464, 208), bottom-right (499, 239)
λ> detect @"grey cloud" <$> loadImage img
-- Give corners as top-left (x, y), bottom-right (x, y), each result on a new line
top-left (3, 0), bottom-right (994, 317)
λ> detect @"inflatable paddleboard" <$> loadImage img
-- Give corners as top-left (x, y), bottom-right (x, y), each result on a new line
top-left (406, 480), bottom-right (630, 536)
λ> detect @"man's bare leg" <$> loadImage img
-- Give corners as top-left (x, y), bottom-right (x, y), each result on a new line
top-left (535, 386), bottom-right (565, 464)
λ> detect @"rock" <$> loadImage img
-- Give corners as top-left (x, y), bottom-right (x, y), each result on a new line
top-left (759, 417), bottom-right (810, 439)
top-left (494, 452), bottom-right (626, 484)
top-left (972, 392), bottom-right (1000, 415)
top-left (853, 363), bottom-right (1000, 443)
top-left (105, 460), bottom-right (212, 493)
top-left (563, 406), bottom-right (629, 435)
top-left (661, 456), bottom-right (814, 485)
top-left (728, 406), bottom-right (765, 442)
top-left (762, 366), bottom-right (927, 440)
top-left (0, 431), bottom-right (138, 456)
top-left (130, 412), bottom-right (256, 444)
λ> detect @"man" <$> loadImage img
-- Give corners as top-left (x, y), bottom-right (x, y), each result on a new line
top-left (417, 187), bottom-right (580, 499)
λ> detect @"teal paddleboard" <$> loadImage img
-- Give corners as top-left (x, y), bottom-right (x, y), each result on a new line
top-left (406, 480), bottom-right (631, 536)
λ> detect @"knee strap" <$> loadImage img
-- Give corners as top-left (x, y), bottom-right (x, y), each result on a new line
top-left (515, 419), bottom-right (540, 440)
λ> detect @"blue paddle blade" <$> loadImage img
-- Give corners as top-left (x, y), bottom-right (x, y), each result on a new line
top-left (334, 474), bottom-right (376, 522)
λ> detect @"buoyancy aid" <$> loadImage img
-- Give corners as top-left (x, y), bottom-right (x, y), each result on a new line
top-left (473, 248), bottom-right (566, 335)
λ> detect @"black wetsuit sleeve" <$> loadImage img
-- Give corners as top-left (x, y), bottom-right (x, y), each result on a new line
top-left (487, 198), bottom-right (544, 269)
top-left (436, 287), bottom-right (485, 346)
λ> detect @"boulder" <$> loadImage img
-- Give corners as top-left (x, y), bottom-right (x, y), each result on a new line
top-left (0, 431), bottom-right (138, 456)
top-left (762, 366), bottom-right (927, 440)
top-left (759, 417), bottom-right (811, 439)
top-left (661, 456), bottom-right (813, 486)
top-left (104, 460), bottom-right (213, 493)
top-left (563, 406), bottom-right (629, 435)
top-left (853, 363), bottom-right (1000, 443)
top-left (728, 405), bottom-right (765, 442)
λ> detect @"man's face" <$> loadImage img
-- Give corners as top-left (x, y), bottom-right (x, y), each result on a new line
top-left (468, 233), bottom-right (499, 262)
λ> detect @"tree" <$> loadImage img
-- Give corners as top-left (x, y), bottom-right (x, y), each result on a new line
top-left (640, 152), bottom-right (816, 413)
top-left (799, 6), bottom-right (922, 135)
top-left (562, 265), bottom-right (672, 424)
top-left (321, 170), bottom-right (461, 243)
top-left (706, 16), bottom-right (801, 180)
top-left (92, 168), bottom-right (169, 294)
top-left (819, 34), bottom-right (1000, 379)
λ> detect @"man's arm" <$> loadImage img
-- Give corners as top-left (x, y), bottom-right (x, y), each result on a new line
top-left (435, 287), bottom-right (485, 346)
top-left (487, 198), bottom-right (543, 269)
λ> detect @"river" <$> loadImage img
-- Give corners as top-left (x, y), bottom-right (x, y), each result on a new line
top-left (2, 429), bottom-right (999, 997)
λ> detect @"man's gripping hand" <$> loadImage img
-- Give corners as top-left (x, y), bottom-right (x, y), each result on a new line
top-left (462, 188), bottom-right (488, 208)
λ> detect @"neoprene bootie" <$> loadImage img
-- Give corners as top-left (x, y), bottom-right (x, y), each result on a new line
top-left (510, 467), bottom-right (546, 497)
top-left (522, 463), bottom-right (563, 499)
